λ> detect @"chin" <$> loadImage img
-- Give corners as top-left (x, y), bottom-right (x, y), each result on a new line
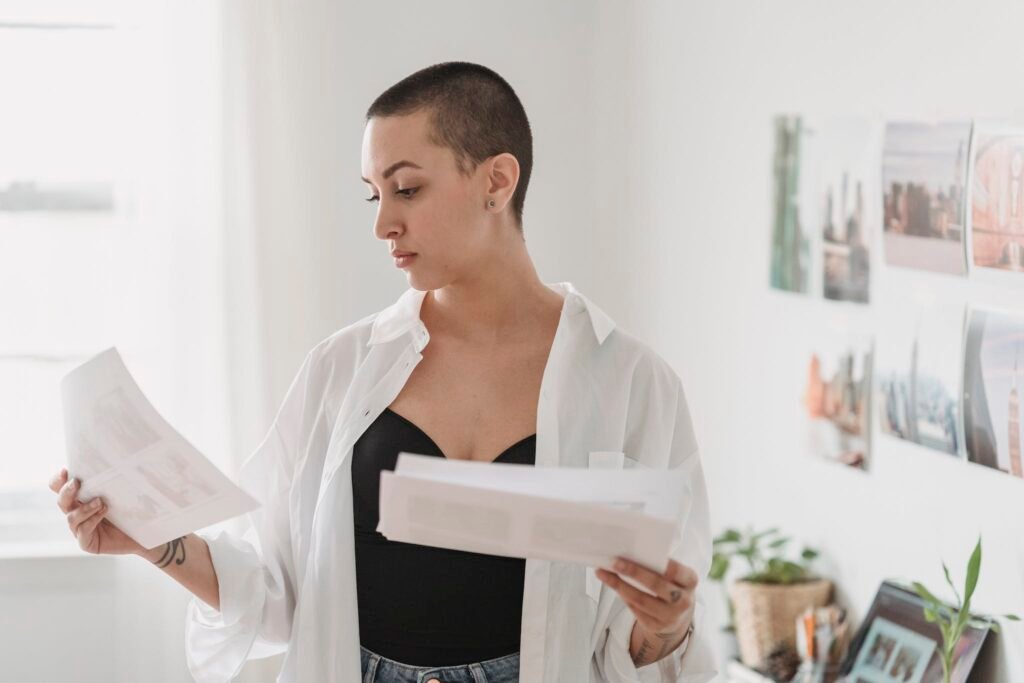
top-left (404, 270), bottom-right (439, 292)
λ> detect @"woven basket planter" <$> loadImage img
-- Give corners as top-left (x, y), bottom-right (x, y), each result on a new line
top-left (728, 578), bottom-right (833, 669)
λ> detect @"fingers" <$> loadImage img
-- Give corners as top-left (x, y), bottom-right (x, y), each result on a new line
top-left (596, 568), bottom-right (677, 621)
top-left (48, 467), bottom-right (68, 493)
top-left (76, 502), bottom-right (108, 541)
top-left (666, 559), bottom-right (700, 590)
top-left (608, 558), bottom-right (678, 602)
top-left (57, 476), bottom-right (84, 514)
top-left (597, 570), bottom-right (680, 632)
top-left (595, 557), bottom-right (699, 630)
top-left (67, 497), bottom-right (106, 538)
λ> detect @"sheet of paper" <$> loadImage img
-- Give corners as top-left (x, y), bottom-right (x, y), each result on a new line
top-left (378, 452), bottom-right (689, 582)
top-left (60, 347), bottom-right (259, 550)
top-left (390, 452), bottom-right (686, 522)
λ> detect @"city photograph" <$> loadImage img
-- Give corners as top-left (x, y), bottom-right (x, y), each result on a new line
top-left (802, 334), bottom-right (874, 470)
top-left (963, 307), bottom-right (1024, 477)
top-left (881, 120), bottom-right (971, 275)
top-left (818, 119), bottom-right (877, 304)
top-left (876, 304), bottom-right (963, 456)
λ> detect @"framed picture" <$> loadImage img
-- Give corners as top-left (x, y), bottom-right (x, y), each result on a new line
top-left (839, 582), bottom-right (991, 683)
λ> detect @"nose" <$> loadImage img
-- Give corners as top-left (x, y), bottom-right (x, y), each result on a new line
top-left (372, 201), bottom-right (403, 242)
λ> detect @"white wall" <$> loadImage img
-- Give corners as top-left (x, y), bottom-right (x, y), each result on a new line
top-left (613, 1), bottom-right (1024, 680)
top-left (240, 0), bottom-right (637, 426)
top-left (13, 1), bottom-right (1023, 680)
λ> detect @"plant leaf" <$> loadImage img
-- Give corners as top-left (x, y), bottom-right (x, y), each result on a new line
top-left (963, 537), bottom-right (982, 607)
top-left (913, 582), bottom-right (942, 606)
top-left (714, 529), bottom-right (742, 545)
top-left (709, 554), bottom-right (730, 581)
top-left (751, 527), bottom-right (780, 540)
top-left (942, 561), bottom-right (962, 606)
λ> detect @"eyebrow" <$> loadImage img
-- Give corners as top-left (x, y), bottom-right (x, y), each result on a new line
top-left (361, 160), bottom-right (423, 184)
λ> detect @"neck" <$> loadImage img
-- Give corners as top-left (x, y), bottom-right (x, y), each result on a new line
top-left (424, 236), bottom-right (564, 344)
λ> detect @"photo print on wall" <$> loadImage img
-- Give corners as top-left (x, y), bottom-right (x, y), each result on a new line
top-left (967, 126), bottom-right (1024, 274)
top-left (803, 332), bottom-right (874, 470)
top-left (814, 118), bottom-right (879, 304)
top-left (770, 115), bottom-right (813, 294)
top-left (876, 303), bottom-right (964, 456)
top-left (881, 121), bottom-right (971, 275)
top-left (963, 307), bottom-right (1024, 478)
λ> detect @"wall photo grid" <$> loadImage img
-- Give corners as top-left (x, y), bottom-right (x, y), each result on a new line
top-left (772, 116), bottom-right (1024, 480)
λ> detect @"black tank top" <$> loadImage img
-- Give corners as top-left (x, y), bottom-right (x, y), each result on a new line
top-left (352, 407), bottom-right (536, 666)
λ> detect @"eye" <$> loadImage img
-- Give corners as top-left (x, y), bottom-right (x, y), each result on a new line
top-left (365, 187), bottom-right (418, 203)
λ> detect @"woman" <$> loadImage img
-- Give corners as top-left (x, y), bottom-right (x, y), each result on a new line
top-left (50, 62), bottom-right (714, 683)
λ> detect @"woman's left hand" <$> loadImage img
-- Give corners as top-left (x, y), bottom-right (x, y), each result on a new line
top-left (595, 556), bottom-right (697, 646)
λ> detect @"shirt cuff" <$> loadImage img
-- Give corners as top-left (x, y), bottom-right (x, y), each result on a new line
top-left (602, 597), bottom-right (718, 683)
top-left (184, 530), bottom-right (267, 683)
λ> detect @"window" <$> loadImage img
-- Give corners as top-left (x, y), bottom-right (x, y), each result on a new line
top-left (0, 1), bottom-right (227, 551)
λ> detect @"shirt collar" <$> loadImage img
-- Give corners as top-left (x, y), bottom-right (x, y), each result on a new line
top-left (367, 281), bottom-right (615, 347)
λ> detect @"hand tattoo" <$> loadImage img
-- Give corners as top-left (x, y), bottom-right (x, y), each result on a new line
top-left (154, 536), bottom-right (186, 568)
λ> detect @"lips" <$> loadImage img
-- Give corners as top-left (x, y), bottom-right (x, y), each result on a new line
top-left (391, 250), bottom-right (417, 257)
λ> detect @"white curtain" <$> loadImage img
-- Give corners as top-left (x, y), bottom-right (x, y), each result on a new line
top-left (219, 1), bottom-right (351, 678)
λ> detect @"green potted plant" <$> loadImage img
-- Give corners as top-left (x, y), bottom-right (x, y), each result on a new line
top-left (912, 536), bottom-right (1019, 683)
top-left (712, 526), bottom-right (830, 670)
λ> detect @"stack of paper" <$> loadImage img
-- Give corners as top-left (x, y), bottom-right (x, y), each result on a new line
top-left (378, 452), bottom-right (688, 583)
top-left (61, 348), bottom-right (260, 550)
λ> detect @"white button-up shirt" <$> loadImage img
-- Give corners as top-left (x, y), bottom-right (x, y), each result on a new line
top-left (185, 281), bottom-right (716, 683)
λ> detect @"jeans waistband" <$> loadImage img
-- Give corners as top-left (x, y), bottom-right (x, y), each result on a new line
top-left (360, 645), bottom-right (520, 683)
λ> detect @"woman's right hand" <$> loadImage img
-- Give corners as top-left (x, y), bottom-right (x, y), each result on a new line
top-left (49, 467), bottom-right (145, 556)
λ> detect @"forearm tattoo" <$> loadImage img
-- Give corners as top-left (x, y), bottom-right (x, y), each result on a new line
top-left (154, 536), bottom-right (187, 568)
top-left (632, 625), bottom-right (691, 667)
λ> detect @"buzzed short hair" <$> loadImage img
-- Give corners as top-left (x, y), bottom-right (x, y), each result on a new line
top-left (366, 62), bottom-right (533, 229)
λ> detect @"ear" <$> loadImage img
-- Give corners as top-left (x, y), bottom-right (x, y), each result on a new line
top-left (485, 152), bottom-right (520, 212)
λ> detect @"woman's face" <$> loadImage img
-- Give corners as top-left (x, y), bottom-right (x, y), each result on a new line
top-left (361, 109), bottom-right (494, 291)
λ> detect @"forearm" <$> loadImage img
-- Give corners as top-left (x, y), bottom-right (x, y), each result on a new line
top-left (628, 615), bottom-right (693, 668)
top-left (136, 533), bottom-right (221, 612)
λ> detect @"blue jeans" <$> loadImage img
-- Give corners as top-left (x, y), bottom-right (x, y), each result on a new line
top-left (360, 645), bottom-right (520, 683)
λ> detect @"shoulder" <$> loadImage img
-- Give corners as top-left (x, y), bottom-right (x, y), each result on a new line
top-left (302, 310), bottom-right (380, 379)
top-left (281, 310), bottom-right (381, 400)
top-left (599, 326), bottom-right (684, 395)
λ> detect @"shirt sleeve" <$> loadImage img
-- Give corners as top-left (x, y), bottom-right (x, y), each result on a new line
top-left (184, 347), bottom-right (325, 683)
top-left (592, 372), bottom-right (718, 683)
